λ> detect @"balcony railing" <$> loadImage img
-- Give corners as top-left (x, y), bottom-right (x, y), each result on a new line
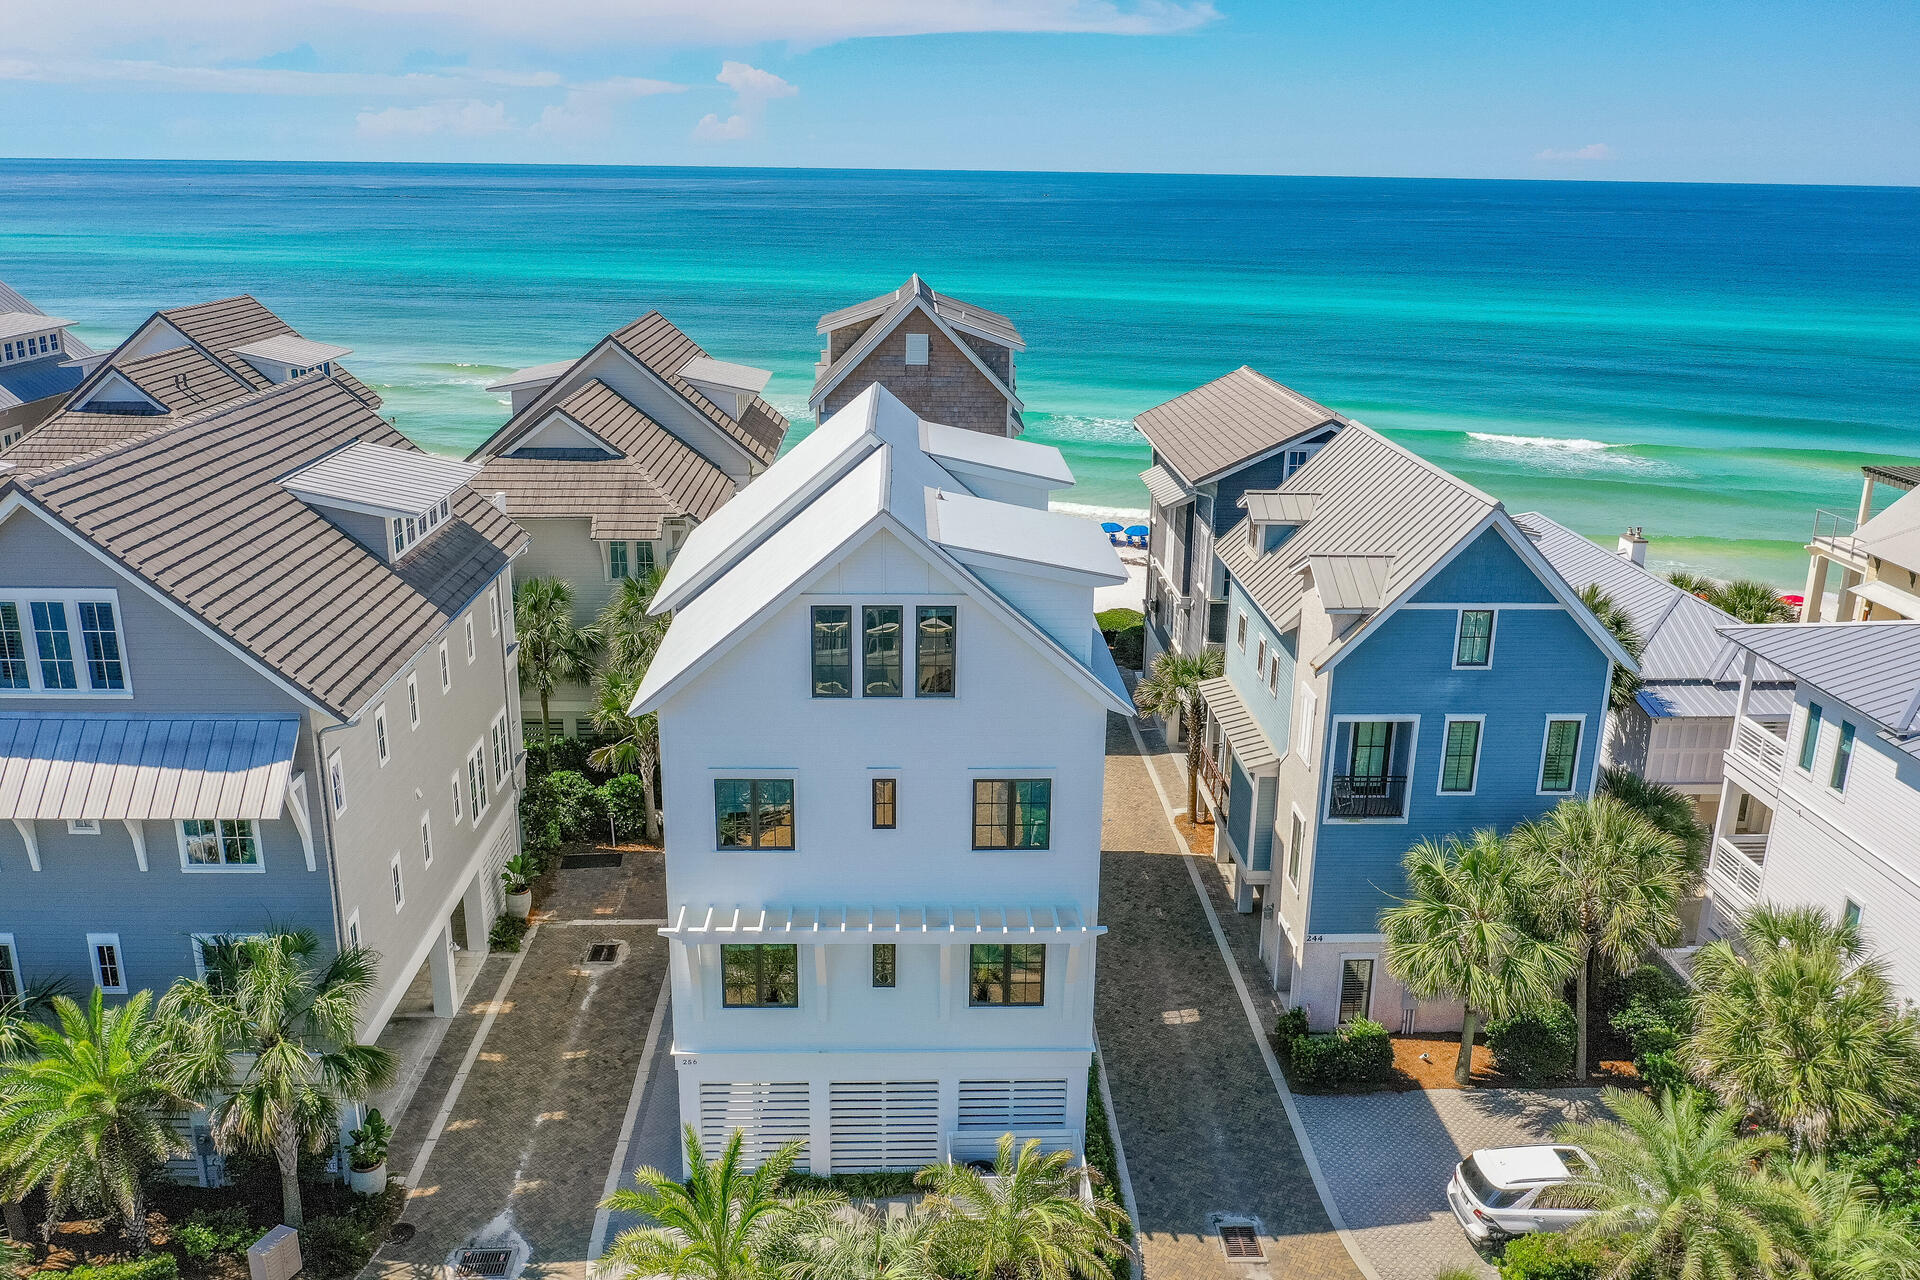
top-left (1728, 717), bottom-right (1787, 784)
top-left (1199, 749), bottom-right (1229, 812)
top-left (1709, 833), bottom-right (1768, 903)
top-left (1810, 509), bottom-right (1865, 563)
top-left (1329, 774), bottom-right (1407, 820)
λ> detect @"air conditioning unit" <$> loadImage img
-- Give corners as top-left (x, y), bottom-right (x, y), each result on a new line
top-left (248, 1225), bottom-right (302, 1280)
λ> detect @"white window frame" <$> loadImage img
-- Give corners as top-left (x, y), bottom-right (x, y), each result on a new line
top-left (189, 931), bottom-right (267, 979)
top-left (466, 741), bottom-right (490, 824)
top-left (490, 711), bottom-right (510, 785)
top-left (419, 811), bottom-right (434, 867)
top-left (0, 933), bottom-right (22, 1003)
top-left (1335, 953), bottom-right (1377, 1027)
top-left (176, 818), bottom-right (267, 873)
top-left (488, 587), bottom-right (501, 637)
top-left (1451, 608), bottom-right (1498, 670)
top-left (407, 673), bottom-right (420, 729)
top-left (451, 771), bottom-right (463, 825)
top-left (345, 909), bottom-right (362, 950)
top-left (439, 640), bottom-right (452, 692)
top-left (327, 749), bottom-right (347, 817)
top-left (904, 332), bottom-right (930, 366)
top-left (1236, 613), bottom-right (1247, 651)
top-left (1294, 683), bottom-right (1318, 763)
top-left (1436, 714), bottom-right (1487, 797)
top-left (67, 819), bottom-right (101, 835)
top-left (1536, 714), bottom-right (1588, 796)
top-left (0, 589), bottom-right (134, 699)
top-left (1268, 656), bottom-right (1281, 697)
top-left (1256, 637), bottom-right (1267, 674)
top-left (1285, 804), bottom-right (1307, 887)
top-left (374, 705), bottom-right (391, 766)
top-left (87, 932), bottom-right (126, 994)
top-left (1325, 714), bottom-right (1420, 825)
top-left (465, 617), bottom-right (476, 665)
top-left (389, 853), bottom-right (406, 912)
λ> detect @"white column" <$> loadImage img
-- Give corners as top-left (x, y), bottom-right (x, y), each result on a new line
top-left (1801, 553), bottom-right (1831, 623)
top-left (428, 921), bottom-right (457, 1018)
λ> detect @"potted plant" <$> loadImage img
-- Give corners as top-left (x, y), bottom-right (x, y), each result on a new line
top-left (502, 854), bottom-right (535, 919)
top-left (347, 1107), bottom-right (392, 1194)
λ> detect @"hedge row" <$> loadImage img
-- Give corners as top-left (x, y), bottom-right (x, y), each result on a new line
top-left (1275, 1011), bottom-right (1394, 1089)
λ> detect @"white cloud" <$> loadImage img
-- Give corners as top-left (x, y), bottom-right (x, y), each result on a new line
top-left (534, 75), bottom-right (685, 140)
top-left (1536, 142), bottom-right (1614, 162)
top-left (0, 56), bottom-right (561, 97)
top-left (691, 60), bottom-right (794, 143)
top-left (356, 98), bottom-right (512, 137)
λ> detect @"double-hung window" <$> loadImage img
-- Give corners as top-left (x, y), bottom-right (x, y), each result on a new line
top-left (721, 944), bottom-right (798, 1007)
top-left (811, 606), bottom-right (852, 697)
top-left (328, 750), bottom-right (347, 817)
top-left (419, 812), bottom-right (434, 867)
top-left (407, 674), bottom-right (421, 728)
top-left (1439, 717), bottom-right (1482, 794)
top-left (390, 855), bottom-right (405, 911)
top-left (635, 541), bottom-right (656, 575)
top-left (1236, 613), bottom-right (1248, 651)
top-left (78, 602), bottom-right (125, 689)
top-left (88, 934), bottom-right (126, 994)
top-left (0, 604), bottom-right (28, 689)
top-left (968, 944), bottom-right (1045, 1006)
top-left (608, 541), bottom-right (629, 580)
top-left (1539, 718), bottom-right (1583, 793)
top-left (972, 779), bottom-right (1051, 849)
top-left (375, 706), bottom-right (391, 766)
top-left (1830, 723), bottom-right (1856, 791)
top-left (915, 605), bottom-right (956, 696)
top-left (1798, 703), bottom-right (1823, 771)
top-left (714, 779), bottom-right (795, 849)
top-left (1287, 810), bottom-right (1305, 885)
top-left (862, 605), bottom-right (904, 697)
top-left (0, 594), bottom-right (128, 694)
top-left (490, 713), bottom-right (510, 785)
top-left (32, 602), bottom-right (77, 689)
top-left (0, 935), bottom-right (19, 1002)
top-left (467, 743), bottom-right (490, 822)
top-left (180, 819), bottom-right (262, 870)
top-left (465, 617), bottom-right (476, 664)
top-left (871, 778), bottom-right (897, 830)
top-left (488, 587), bottom-right (500, 636)
top-left (1454, 610), bottom-right (1494, 667)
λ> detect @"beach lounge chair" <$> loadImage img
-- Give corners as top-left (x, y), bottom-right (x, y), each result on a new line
top-left (1101, 521), bottom-right (1125, 545)
top-left (1125, 524), bottom-right (1150, 548)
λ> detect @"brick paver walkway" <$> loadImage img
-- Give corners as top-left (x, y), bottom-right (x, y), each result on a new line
top-left (1098, 714), bottom-right (1363, 1280)
top-left (1292, 1088), bottom-right (1603, 1280)
top-left (368, 848), bottom-right (669, 1280)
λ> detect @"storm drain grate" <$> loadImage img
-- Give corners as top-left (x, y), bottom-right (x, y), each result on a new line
top-left (457, 1249), bottom-right (514, 1278)
top-left (586, 942), bottom-right (622, 964)
top-left (1217, 1226), bottom-right (1264, 1262)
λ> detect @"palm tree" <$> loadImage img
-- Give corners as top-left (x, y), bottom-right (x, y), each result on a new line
top-left (159, 932), bottom-right (395, 1229)
top-left (601, 1125), bottom-right (810, 1280)
top-left (1510, 796), bottom-right (1687, 1081)
top-left (916, 1134), bottom-right (1128, 1280)
top-left (1688, 905), bottom-right (1920, 1148)
top-left (514, 576), bottom-right (599, 743)
top-left (1665, 570), bottom-right (1718, 600)
top-left (1554, 1087), bottom-right (1806, 1280)
top-left (588, 666), bottom-right (662, 842)
top-left (0, 991), bottom-right (189, 1249)
top-left (1381, 831), bottom-right (1576, 1085)
top-left (598, 570), bottom-right (671, 675)
top-left (772, 1202), bottom-right (944, 1280)
top-left (1132, 646), bottom-right (1224, 819)
top-left (1786, 1158), bottom-right (1920, 1280)
top-left (1596, 766), bottom-right (1709, 881)
top-left (0, 1236), bottom-right (26, 1280)
top-left (1578, 584), bottom-right (1644, 712)
top-left (1711, 577), bottom-right (1796, 624)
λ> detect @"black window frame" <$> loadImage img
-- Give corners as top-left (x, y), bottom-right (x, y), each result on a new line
top-left (871, 943), bottom-right (897, 989)
top-left (862, 605), bottom-right (904, 697)
top-left (810, 605), bottom-right (853, 698)
top-left (971, 778), bottom-right (1052, 850)
top-left (915, 604), bottom-right (957, 697)
top-left (721, 944), bottom-right (799, 1008)
top-left (1454, 609), bottom-right (1494, 667)
top-left (714, 778), bottom-right (797, 850)
top-left (968, 943), bottom-right (1045, 1007)
top-left (871, 777), bottom-right (897, 830)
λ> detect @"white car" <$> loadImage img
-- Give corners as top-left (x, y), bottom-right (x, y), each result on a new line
top-left (1447, 1145), bottom-right (1598, 1242)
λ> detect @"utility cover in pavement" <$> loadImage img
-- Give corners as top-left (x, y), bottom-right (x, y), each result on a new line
top-left (1217, 1226), bottom-right (1264, 1261)
top-left (586, 942), bottom-right (621, 964)
top-left (457, 1249), bottom-right (514, 1277)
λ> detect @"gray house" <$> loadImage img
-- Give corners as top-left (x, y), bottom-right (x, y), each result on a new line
top-left (0, 373), bottom-right (527, 1057)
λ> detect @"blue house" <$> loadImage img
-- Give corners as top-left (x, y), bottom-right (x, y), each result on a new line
top-left (1193, 424), bottom-right (1634, 1032)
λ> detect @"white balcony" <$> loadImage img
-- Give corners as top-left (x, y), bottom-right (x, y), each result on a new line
top-left (1808, 508), bottom-right (1868, 572)
top-left (1708, 832), bottom-right (1768, 907)
top-left (1725, 716), bottom-right (1787, 796)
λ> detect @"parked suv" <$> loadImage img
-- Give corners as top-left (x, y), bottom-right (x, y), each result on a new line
top-left (1448, 1145), bottom-right (1598, 1242)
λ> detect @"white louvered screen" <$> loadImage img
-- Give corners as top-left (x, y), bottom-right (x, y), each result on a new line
top-left (828, 1080), bottom-right (940, 1171)
top-left (957, 1078), bottom-right (1069, 1132)
top-left (698, 1081), bottom-right (811, 1169)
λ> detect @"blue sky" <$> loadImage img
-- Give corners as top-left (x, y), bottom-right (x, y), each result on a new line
top-left (1, 0), bottom-right (1914, 184)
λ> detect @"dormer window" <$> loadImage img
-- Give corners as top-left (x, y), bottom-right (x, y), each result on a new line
top-left (0, 315), bottom-right (72, 365)
top-left (282, 441), bottom-right (480, 565)
top-left (230, 335), bottom-right (352, 386)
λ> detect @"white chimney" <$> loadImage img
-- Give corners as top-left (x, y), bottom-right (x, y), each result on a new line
top-left (1618, 527), bottom-right (1648, 567)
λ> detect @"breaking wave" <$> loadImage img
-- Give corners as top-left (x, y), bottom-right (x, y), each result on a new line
top-left (1465, 431), bottom-right (1622, 452)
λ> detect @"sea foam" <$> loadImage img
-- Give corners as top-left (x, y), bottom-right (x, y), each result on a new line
top-left (1465, 431), bottom-right (1620, 452)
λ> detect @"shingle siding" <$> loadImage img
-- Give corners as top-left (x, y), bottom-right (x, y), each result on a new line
top-left (822, 325), bottom-right (1012, 437)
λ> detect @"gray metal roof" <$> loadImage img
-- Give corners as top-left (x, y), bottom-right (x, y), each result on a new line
top-left (1241, 490), bottom-right (1319, 524)
top-left (921, 419), bottom-right (1074, 487)
top-left (1864, 463), bottom-right (1920, 492)
top-left (230, 334), bottom-right (352, 367)
top-left (0, 715), bottom-right (299, 820)
top-left (1308, 554), bottom-right (1394, 612)
top-left (1140, 463), bottom-right (1190, 508)
top-left (1716, 620), bottom-right (1920, 755)
top-left (1133, 367), bottom-right (1346, 486)
top-left (927, 488), bottom-right (1126, 583)
top-left (1636, 681), bottom-right (1796, 721)
top-left (1517, 511), bottom-right (1793, 685)
top-left (485, 358), bottom-right (573, 393)
top-left (0, 312), bottom-right (73, 341)
top-left (1199, 676), bottom-right (1280, 772)
top-left (283, 440), bottom-right (481, 518)
top-left (0, 280), bottom-right (94, 412)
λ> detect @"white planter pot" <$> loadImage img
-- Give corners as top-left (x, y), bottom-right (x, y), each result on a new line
top-left (348, 1162), bottom-right (387, 1195)
top-left (507, 888), bottom-right (532, 920)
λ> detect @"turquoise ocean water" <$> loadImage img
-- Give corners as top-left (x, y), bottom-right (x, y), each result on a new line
top-left (4, 160), bottom-right (1917, 586)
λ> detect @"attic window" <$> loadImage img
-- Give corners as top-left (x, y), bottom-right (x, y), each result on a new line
top-left (905, 333), bottom-right (930, 366)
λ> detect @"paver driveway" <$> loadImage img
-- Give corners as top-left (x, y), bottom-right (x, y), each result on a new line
top-left (1292, 1087), bottom-right (1604, 1280)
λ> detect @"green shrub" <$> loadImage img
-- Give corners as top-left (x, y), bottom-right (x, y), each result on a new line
top-left (544, 769), bottom-right (607, 843)
top-left (518, 772), bottom-right (565, 858)
top-left (601, 773), bottom-right (651, 841)
top-left (1635, 1049), bottom-right (1690, 1099)
top-left (1497, 1231), bottom-right (1604, 1280)
top-left (1082, 1056), bottom-right (1135, 1280)
top-left (489, 913), bottom-right (529, 953)
top-left (1097, 608), bottom-right (1144, 672)
top-left (1832, 1110), bottom-right (1920, 1224)
top-left (297, 1215), bottom-right (373, 1280)
top-left (171, 1207), bottom-right (259, 1262)
top-left (1274, 1006), bottom-right (1310, 1048)
top-left (1286, 1018), bottom-right (1393, 1089)
top-left (523, 736), bottom-right (591, 779)
top-left (1487, 1003), bottom-right (1577, 1085)
top-left (784, 1170), bottom-right (922, 1197)
top-left (65, 1258), bottom-right (182, 1280)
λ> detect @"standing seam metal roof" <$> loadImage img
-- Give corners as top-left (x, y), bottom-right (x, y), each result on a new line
top-left (1133, 367), bottom-right (1346, 485)
top-left (1716, 621), bottom-right (1920, 755)
top-left (0, 714), bottom-right (299, 820)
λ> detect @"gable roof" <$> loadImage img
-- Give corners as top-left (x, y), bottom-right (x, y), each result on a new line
top-left (1218, 423), bottom-right (1635, 672)
top-left (0, 279), bottom-right (93, 412)
top-left (472, 377), bottom-right (736, 540)
top-left (1134, 367), bottom-right (1347, 486)
top-left (2, 375), bottom-right (525, 721)
top-left (1716, 621), bottom-right (1920, 756)
top-left (809, 275), bottom-right (1023, 412)
top-left (635, 385), bottom-right (1129, 718)
top-left (1854, 486), bottom-right (1920, 570)
top-left (8, 295), bottom-right (378, 470)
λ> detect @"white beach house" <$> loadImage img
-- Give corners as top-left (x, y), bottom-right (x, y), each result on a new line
top-left (632, 384), bottom-right (1131, 1172)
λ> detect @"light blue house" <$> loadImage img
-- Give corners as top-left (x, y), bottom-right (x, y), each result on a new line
top-left (1193, 424), bottom-right (1634, 1032)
